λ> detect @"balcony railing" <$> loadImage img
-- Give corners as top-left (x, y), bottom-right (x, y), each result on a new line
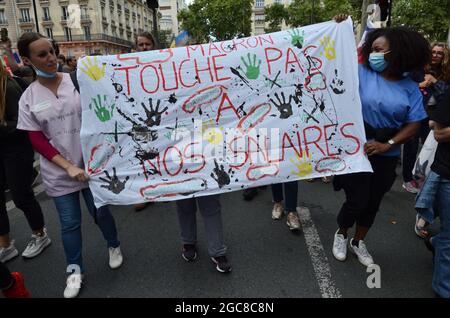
top-left (52, 33), bottom-right (133, 47)
top-left (16, 0), bottom-right (31, 3)
top-left (19, 18), bottom-right (33, 24)
top-left (42, 16), bottom-right (52, 21)
top-left (0, 19), bottom-right (7, 25)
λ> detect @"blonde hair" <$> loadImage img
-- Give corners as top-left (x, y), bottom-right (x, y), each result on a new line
top-left (431, 42), bottom-right (450, 82)
top-left (0, 61), bottom-right (8, 124)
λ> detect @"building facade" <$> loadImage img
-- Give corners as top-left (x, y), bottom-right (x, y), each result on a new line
top-left (0, 0), bottom-right (159, 58)
top-left (158, 0), bottom-right (185, 37)
top-left (252, 0), bottom-right (292, 36)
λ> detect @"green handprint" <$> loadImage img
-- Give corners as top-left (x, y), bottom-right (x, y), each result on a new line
top-left (89, 94), bottom-right (115, 122)
top-left (288, 28), bottom-right (304, 49)
top-left (241, 53), bottom-right (262, 80)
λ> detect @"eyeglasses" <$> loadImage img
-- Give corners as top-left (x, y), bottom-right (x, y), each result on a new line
top-left (432, 51), bottom-right (444, 56)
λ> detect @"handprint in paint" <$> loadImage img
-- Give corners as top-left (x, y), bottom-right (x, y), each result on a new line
top-left (100, 167), bottom-right (129, 194)
top-left (139, 98), bottom-right (168, 127)
top-left (270, 92), bottom-right (293, 119)
top-left (80, 56), bottom-right (106, 81)
top-left (290, 151), bottom-right (313, 177)
top-left (241, 53), bottom-right (262, 80)
top-left (330, 69), bottom-right (345, 94)
top-left (210, 159), bottom-right (231, 188)
top-left (320, 36), bottom-right (336, 60)
top-left (288, 28), bottom-right (304, 49)
top-left (89, 94), bottom-right (115, 122)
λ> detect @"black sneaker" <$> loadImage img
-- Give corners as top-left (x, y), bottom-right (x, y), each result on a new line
top-left (242, 188), bottom-right (258, 201)
top-left (211, 255), bottom-right (232, 273)
top-left (181, 244), bottom-right (197, 262)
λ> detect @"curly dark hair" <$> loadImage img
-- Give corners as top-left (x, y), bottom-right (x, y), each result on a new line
top-left (361, 27), bottom-right (431, 78)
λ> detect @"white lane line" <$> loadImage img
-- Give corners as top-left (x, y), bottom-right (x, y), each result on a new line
top-left (297, 206), bottom-right (342, 298)
top-left (6, 184), bottom-right (46, 212)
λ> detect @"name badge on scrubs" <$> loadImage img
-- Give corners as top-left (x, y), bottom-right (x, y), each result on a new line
top-left (32, 100), bottom-right (52, 113)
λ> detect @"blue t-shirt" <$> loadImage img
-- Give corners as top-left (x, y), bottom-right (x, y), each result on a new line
top-left (358, 64), bottom-right (427, 156)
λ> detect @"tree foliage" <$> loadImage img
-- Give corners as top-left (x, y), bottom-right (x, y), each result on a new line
top-left (178, 0), bottom-right (253, 43)
top-left (392, 0), bottom-right (450, 41)
top-left (264, 3), bottom-right (288, 33)
top-left (265, 0), bottom-right (362, 29)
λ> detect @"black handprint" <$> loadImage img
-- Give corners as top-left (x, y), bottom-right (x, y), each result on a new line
top-left (130, 124), bottom-right (158, 143)
top-left (135, 147), bottom-right (159, 162)
top-left (139, 98), bottom-right (168, 127)
top-left (210, 159), bottom-right (231, 188)
top-left (270, 92), bottom-right (293, 119)
top-left (330, 69), bottom-right (345, 95)
top-left (292, 84), bottom-right (303, 106)
top-left (99, 167), bottom-right (129, 194)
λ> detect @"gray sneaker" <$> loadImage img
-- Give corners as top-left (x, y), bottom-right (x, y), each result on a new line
top-left (22, 229), bottom-right (51, 259)
top-left (0, 240), bottom-right (19, 263)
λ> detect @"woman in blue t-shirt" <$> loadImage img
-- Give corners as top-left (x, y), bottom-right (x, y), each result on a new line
top-left (332, 15), bottom-right (431, 267)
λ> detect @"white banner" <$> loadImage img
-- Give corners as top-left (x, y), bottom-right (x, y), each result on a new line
top-left (79, 18), bottom-right (372, 207)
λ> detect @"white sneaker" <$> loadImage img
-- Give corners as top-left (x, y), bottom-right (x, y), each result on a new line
top-left (109, 246), bottom-right (123, 269)
top-left (64, 273), bottom-right (83, 298)
top-left (22, 229), bottom-right (52, 258)
top-left (349, 239), bottom-right (374, 267)
top-left (332, 230), bottom-right (348, 261)
top-left (272, 203), bottom-right (284, 220)
top-left (0, 240), bottom-right (19, 263)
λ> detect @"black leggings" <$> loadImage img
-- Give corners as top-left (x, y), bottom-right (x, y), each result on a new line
top-left (0, 141), bottom-right (44, 235)
top-left (0, 262), bottom-right (13, 290)
top-left (334, 155), bottom-right (398, 229)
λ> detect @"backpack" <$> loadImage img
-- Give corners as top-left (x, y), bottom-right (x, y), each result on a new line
top-left (69, 71), bottom-right (79, 93)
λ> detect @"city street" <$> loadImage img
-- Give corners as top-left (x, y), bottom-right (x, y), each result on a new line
top-left (2, 164), bottom-right (437, 298)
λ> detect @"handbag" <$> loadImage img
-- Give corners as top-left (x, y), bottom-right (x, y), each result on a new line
top-left (412, 130), bottom-right (438, 187)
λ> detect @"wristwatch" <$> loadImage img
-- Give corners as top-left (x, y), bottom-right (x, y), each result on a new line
top-left (388, 139), bottom-right (395, 146)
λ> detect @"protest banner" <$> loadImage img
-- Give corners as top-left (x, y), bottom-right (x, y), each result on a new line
top-left (78, 18), bottom-right (372, 207)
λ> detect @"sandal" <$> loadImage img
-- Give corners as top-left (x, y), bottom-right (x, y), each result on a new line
top-left (414, 214), bottom-right (429, 239)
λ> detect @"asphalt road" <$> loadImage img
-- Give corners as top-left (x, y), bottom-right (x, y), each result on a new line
top-left (2, 165), bottom-right (437, 298)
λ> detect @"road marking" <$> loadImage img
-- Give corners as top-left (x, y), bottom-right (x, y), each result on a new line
top-left (6, 184), bottom-right (45, 212)
top-left (297, 206), bottom-right (342, 298)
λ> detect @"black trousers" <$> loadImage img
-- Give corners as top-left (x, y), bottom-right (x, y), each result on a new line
top-left (402, 118), bottom-right (430, 182)
top-left (0, 262), bottom-right (13, 290)
top-left (0, 140), bottom-right (44, 235)
top-left (334, 155), bottom-right (398, 229)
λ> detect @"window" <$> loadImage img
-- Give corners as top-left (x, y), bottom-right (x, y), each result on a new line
top-left (83, 26), bottom-right (91, 40)
top-left (81, 6), bottom-right (89, 19)
top-left (20, 9), bottom-right (31, 22)
top-left (45, 27), bottom-right (53, 39)
top-left (255, 15), bottom-right (265, 25)
top-left (43, 7), bottom-right (51, 21)
top-left (255, 0), bottom-right (264, 7)
top-left (62, 6), bottom-right (69, 20)
top-left (0, 9), bottom-right (6, 24)
top-left (64, 27), bottom-right (72, 41)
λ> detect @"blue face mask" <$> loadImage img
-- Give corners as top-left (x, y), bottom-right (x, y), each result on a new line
top-left (31, 64), bottom-right (57, 78)
top-left (369, 52), bottom-right (389, 73)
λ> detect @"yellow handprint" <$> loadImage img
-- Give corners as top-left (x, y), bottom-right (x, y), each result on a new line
top-left (80, 56), bottom-right (106, 81)
top-left (320, 36), bottom-right (336, 61)
top-left (290, 151), bottom-right (313, 177)
top-left (202, 119), bottom-right (224, 145)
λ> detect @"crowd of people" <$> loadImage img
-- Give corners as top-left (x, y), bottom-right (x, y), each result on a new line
top-left (0, 15), bottom-right (449, 299)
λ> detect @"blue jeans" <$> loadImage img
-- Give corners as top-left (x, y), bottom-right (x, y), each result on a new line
top-left (431, 174), bottom-right (450, 298)
top-left (53, 188), bottom-right (120, 273)
top-left (415, 171), bottom-right (440, 224)
top-left (271, 181), bottom-right (298, 213)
